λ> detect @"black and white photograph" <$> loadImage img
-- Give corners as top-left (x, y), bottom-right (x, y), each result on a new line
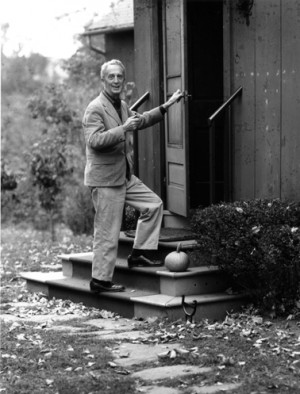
top-left (1, 1), bottom-right (300, 393)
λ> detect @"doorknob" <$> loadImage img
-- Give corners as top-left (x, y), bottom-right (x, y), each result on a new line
top-left (176, 91), bottom-right (192, 102)
top-left (183, 91), bottom-right (192, 102)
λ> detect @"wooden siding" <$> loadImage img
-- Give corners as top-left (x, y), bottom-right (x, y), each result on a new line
top-left (281, 1), bottom-right (300, 200)
top-left (230, 0), bottom-right (300, 201)
top-left (133, 0), bottom-right (300, 207)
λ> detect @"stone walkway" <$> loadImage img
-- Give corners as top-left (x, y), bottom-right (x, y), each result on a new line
top-left (2, 311), bottom-right (242, 393)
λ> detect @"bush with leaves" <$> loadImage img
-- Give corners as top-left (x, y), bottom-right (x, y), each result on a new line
top-left (28, 136), bottom-right (73, 240)
top-left (191, 199), bottom-right (300, 315)
top-left (62, 185), bottom-right (94, 235)
top-left (122, 205), bottom-right (138, 231)
top-left (1, 163), bottom-right (17, 191)
top-left (62, 37), bottom-right (104, 95)
top-left (1, 174), bottom-right (40, 226)
top-left (27, 83), bottom-right (82, 140)
top-left (27, 82), bottom-right (88, 181)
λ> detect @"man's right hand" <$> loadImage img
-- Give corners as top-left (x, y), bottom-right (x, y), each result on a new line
top-left (123, 114), bottom-right (142, 132)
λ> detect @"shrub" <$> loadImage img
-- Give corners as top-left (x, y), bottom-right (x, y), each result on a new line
top-left (62, 186), bottom-right (94, 235)
top-left (1, 166), bottom-right (17, 191)
top-left (191, 199), bottom-right (300, 315)
top-left (1, 174), bottom-right (41, 225)
top-left (122, 205), bottom-right (138, 231)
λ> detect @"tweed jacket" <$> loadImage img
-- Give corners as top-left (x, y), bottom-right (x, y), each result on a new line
top-left (82, 91), bottom-right (164, 187)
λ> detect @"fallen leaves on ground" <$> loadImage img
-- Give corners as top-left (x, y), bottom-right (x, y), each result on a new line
top-left (143, 309), bottom-right (300, 376)
top-left (1, 319), bottom-right (135, 394)
top-left (2, 291), bottom-right (109, 320)
top-left (1, 224), bottom-right (300, 393)
top-left (1, 224), bottom-right (92, 282)
top-left (1, 224), bottom-right (109, 321)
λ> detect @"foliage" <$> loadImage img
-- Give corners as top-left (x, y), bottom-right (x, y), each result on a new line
top-left (1, 175), bottom-right (38, 225)
top-left (122, 205), bottom-right (138, 231)
top-left (1, 53), bottom-right (73, 230)
top-left (62, 35), bottom-right (104, 95)
top-left (27, 83), bottom-right (82, 140)
top-left (62, 185), bottom-right (94, 235)
top-left (191, 199), bottom-right (300, 315)
top-left (1, 32), bottom-right (140, 233)
top-left (1, 224), bottom-right (92, 283)
top-left (27, 82), bottom-right (87, 177)
top-left (26, 82), bottom-right (87, 237)
top-left (1, 163), bottom-right (17, 191)
top-left (1, 52), bottom-right (49, 95)
top-left (29, 138), bottom-right (72, 201)
top-left (27, 137), bottom-right (73, 240)
top-left (1, 93), bottom-right (44, 174)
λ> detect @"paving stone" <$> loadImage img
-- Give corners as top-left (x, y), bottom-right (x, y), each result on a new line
top-left (93, 330), bottom-right (151, 341)
top-left (1, 314), bottom-right (26, 322)
top-left (2, 302), bottom-right (33, 308)
top-left (74, 329), bottom-right (116, 336)
top-left (0, 313), bottom-right (83, 323)
top-left (112, 342), bottom-right (179, 366)
top-left (47, 325), bottom-right (87, 333)
top-left (84, 317), bottom-right (143, 331)
top-left (189, 382), bottom-right (242, 393)
top-left (73, 329), bottom-right (151, 340)
top-left (138, 386), bottom-right (180, 394)
top-left (132, 365), bottom-right (212, 381)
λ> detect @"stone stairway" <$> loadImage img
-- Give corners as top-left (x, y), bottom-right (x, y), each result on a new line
top-left (21, 232), bottom-right (248, 321)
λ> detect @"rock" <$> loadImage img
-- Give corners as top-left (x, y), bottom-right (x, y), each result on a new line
top-left (132, 365), bottom-right (212, 381)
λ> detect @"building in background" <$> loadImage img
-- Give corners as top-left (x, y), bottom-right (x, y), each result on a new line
top-left (82, 0), bottom-right (134, 82)
top-left (133, 0), bottom-right (300, 227)
top-left (84, 0), bottom-right (300, 227)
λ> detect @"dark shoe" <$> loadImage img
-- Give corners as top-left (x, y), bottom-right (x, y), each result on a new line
top-left (90, 279), bottom-right (125, 293)
top-left (128, 254), bottom-right (163, 268)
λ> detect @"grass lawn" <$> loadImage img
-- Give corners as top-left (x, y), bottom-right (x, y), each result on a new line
top-left (1, 223), bottom-right (300, 393)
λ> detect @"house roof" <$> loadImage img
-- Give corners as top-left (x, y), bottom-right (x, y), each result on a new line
top-left (83, 0), bottom-right (133, 36)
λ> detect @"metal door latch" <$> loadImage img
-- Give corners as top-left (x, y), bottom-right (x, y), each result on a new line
top-left (177, 91), bottom-right (192, 103)
top-left (183, 91), bottom-right (192, 101)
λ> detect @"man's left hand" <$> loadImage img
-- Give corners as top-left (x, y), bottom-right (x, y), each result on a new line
top-left (163, 89), bottom-right (183, 110)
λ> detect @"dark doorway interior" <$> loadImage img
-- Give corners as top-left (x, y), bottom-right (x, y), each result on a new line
top-left (187, 0), bottom-right (224, 208)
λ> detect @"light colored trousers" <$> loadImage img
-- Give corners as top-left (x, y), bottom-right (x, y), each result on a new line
top-left (91, 175), bottom-right (163, 281)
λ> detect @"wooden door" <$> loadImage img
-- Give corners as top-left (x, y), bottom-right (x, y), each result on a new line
top-left (162, 0), bottom-right (189, 216)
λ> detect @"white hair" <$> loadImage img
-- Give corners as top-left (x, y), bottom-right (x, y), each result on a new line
top-left (100, 59), bottom-right (126, 79)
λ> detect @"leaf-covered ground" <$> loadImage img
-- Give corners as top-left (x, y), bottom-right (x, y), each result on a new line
top-left (1, 224), bottom-right (92, 303)
top-left (1, 224), bottom-right (300, 393)
top-left (1, 224), bottom-right (136, 393)
top-left (143, 313), bottom-right (300, 393)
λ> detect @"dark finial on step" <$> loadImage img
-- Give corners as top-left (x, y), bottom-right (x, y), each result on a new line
top-left (182, 295), bottom-right (197, 323)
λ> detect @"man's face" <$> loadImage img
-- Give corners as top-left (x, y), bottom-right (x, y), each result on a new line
top-left (102, 65), bottom-right (125, 98)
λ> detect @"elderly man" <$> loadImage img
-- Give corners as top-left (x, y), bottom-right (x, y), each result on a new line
top-left (82, 59), bottom-right (183, 293)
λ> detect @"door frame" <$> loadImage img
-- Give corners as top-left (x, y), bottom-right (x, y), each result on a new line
top-left (161, 0), bottom-right (190, 217)
top-left (160, 0), bottom-right (233, 214)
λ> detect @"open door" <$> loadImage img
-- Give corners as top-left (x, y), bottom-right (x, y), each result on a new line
top-left (162, 0), bottom-right (189, 217)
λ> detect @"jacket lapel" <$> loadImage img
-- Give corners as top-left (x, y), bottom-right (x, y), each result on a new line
top-left (99, 92), bottom-right (122, 125)
top-left (121, 102), bottom-right (128, 122)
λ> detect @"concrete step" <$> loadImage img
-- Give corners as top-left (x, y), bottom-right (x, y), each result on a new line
top-left (21, 231), bottom-right (249, 321)
top-left (116, 231), bottom-right (198, 261)
top-left (60, 253), bottom-right (230, 296)
top-left (21, 271), bottom-right (248, 321)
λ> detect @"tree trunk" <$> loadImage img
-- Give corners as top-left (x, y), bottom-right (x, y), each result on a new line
top-left (49, 208), bottom-right (56, 242)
